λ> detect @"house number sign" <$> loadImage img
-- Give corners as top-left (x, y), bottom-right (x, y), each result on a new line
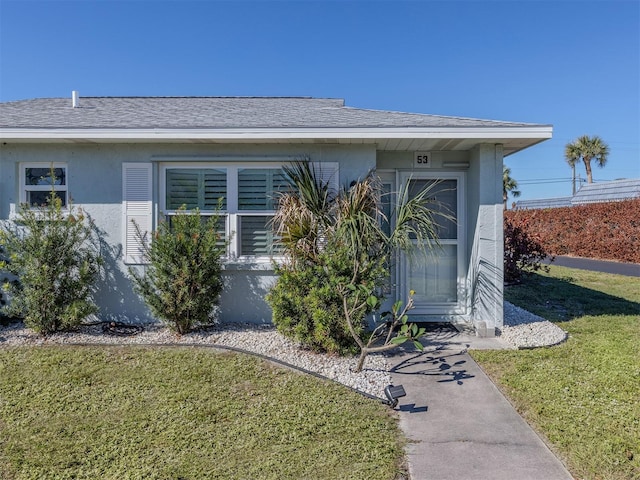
top-left (414, 152), bottom-right (431, 167)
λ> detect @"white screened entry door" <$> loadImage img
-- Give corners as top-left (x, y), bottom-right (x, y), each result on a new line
top-left (399, 172), bottom-right (465, 317)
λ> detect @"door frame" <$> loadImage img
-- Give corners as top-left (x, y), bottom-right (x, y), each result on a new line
top-left (396, 170), bottom-right (467, 317)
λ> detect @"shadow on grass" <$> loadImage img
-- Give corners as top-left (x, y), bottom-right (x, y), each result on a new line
top-left (505, 272), bottom-right (640, 322)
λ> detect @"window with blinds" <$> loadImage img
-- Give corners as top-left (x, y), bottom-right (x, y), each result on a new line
top-left (236, 168), bottom-right (289, 256)
top-left (166, 168), bottom-right (227, 210)
top-left (162, 164), bottom-right (294, 259)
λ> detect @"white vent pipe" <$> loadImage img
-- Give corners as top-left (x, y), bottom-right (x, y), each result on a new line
top-left (72, 91), bottom-right (79, 108)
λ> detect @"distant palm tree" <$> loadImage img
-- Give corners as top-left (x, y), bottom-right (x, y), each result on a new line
top-left (565, 135), bottom-right (610, 184)
top-left (503, 166), bottom-right (521, 210)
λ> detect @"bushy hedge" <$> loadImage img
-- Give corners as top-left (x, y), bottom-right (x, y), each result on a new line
top-left (268, 236), bottom-right (388, 355)
top-left (506, 199), bottom-right (640, 263)
top-left (504, 215), bottom-right (550, 283)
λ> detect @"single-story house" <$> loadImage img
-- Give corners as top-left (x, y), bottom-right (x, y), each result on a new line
top-left (0, 95), bottom-right (552, 336)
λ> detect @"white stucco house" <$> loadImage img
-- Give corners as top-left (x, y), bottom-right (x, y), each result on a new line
top-left (0, 95), bottom-right (552, 336)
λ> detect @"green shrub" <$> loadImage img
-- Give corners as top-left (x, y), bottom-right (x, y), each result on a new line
top-left (268, 161), bottom-right (445, 356)
top-left (268, 246), bottom-right (386, 355)
top-left (0, 194), bottom-right (102, 334)
top-left (0, 245), bottom-right (19, 326)
top-left (130, 208), bottom-right (226, 334)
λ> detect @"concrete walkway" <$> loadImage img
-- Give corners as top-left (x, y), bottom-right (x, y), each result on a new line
top-left (387, 329), bottom-right (574, 480)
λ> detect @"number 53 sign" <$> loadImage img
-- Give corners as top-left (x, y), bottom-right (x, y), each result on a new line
top-left (414, 152), bottom-right (431, 167)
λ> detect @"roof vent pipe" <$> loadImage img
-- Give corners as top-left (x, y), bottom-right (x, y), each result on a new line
top-left (72, 91), bottom-right (79, 108)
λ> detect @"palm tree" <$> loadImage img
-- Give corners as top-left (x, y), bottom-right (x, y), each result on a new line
top-left (268, 161), bottom-right (452, 362)
top-left (565, 135), bottom-right (610, 185)
top-left (503, 166), bottom-right (521, 210)
top-left (273, 161), bottom-right (445, 267)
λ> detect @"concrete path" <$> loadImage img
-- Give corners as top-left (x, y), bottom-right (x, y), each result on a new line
top-left (387, 330), bottom-right (574, 480)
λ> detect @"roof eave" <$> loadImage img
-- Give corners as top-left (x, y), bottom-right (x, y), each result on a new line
top-left (0, 125), bottom-right (553, 141)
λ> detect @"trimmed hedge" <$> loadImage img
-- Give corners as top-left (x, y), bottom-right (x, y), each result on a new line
top-left (505, 199), bottom-right (640, 263)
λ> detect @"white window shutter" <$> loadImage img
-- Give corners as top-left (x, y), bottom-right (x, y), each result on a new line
top-left (311, 162), bottom-right (340, 193)
top-left (122, 163), bottom-right (153, 264)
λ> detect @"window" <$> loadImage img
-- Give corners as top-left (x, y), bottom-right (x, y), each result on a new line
top-left (20, 163), bottom-right (68, 207)
top-left (161, 163), bottom-right (291, 259)
top-left (166, 168), bottom-right (227, 210)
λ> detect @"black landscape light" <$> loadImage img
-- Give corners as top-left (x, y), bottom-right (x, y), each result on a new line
top-left (384, 384), bottom-right (406, 408)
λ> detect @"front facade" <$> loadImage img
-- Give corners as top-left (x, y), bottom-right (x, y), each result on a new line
top-left (0, 96), bottom-right (552, 335)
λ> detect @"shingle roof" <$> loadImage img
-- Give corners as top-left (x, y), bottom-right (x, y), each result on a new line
top-left (514, 179), bottom-right (640, 210)
top-left (0, 96), bottom-right (542, 130)
top-left (514, 197), bottom-right (573, 210)
top-left (571, 179), bottom-right (640, 204)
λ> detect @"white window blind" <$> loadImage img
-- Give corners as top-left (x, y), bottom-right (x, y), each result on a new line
top-left (160, 161), bottom-right (339, 260)
top-left (166, 168), bottom-right (226, 211)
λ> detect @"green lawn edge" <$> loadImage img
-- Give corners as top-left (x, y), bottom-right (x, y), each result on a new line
top-left (472, 265), bottom-right (640, 480)
top-left (0, 346), bottom-right (406, 480)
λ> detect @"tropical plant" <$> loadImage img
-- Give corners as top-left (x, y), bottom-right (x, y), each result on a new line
top-left (130, 206), bottom-right (227, 334)
top-left (268, 161), bottom-right (449, 362)
top-left (564, 135), bottom-right (610, 184)
top-left (341, 286), bottom-right (425, 372)
top-left (269, 245), bottom-right (387, 354)
top-left (503, 166), bottom-right (521, 210)
top-left (0, 191), bottom-right (102, 334)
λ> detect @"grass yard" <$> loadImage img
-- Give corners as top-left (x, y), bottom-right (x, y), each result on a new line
top-left (472, 266), bottom-right (640, 480)
top-left (0, 346), bottom-right (404, 480)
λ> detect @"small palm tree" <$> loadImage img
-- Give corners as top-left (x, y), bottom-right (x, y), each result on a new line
top-left (268, 161), bottom-right (451, 362)
top-left (503, 166), bottom-right (521, 210)
top-left (273, 161), bottom-right (445, 269)
top-left (565, 135), bottom-right (610, 184)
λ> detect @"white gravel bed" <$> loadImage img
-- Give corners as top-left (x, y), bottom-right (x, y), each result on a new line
top-left (0, 302), bottom-right (567, 396)
top-left (0, 321), bottom-right (391, 399)
top-left (500, 301), bottom-right (568, 349)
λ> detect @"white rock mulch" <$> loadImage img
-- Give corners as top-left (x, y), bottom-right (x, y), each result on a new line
top-left (0, 302), bottom-right (567, 397)
top-left (500, 301), bottom-right (568, 349)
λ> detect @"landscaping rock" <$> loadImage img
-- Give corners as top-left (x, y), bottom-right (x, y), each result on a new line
top-left (0, 302), bottom-right (568, 397)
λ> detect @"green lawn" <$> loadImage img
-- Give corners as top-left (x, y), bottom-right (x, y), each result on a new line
top-left (472, 266), bottom-right (640, 480)
top-left (0, 346), bottom-right (404, 480)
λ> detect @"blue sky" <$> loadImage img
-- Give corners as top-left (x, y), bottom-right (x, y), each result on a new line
top-left (1, 0), bottom-right (638, 202)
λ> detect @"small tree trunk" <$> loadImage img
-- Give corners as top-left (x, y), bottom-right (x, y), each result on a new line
top-left (584, 158), bottom-right (593, 184)
top-left (356, 350), bottom-right (367, 372)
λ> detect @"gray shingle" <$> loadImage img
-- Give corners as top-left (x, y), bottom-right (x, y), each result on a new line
top-left (0, 96), bottom-right (542, 130)
top-left (514, 179), bottom-right (640, 210)
top-left (572, 179), bottom-right (640, 204)
top-left (514, 197), bottom-right (573, 210)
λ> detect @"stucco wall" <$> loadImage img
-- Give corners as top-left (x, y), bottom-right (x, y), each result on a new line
top-left (466, 144), bottom-right (504, 336)
top-left (1, 141), bottom-right (505, 332)
top-left (0, 142), bottom-right (376, 324)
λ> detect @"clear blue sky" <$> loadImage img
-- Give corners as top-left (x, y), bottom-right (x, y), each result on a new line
top-left (1, 0), bottom-right (638, 202)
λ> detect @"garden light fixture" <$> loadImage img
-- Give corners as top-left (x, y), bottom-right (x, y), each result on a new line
top-left (384, 384), bottom-right (406, 408)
